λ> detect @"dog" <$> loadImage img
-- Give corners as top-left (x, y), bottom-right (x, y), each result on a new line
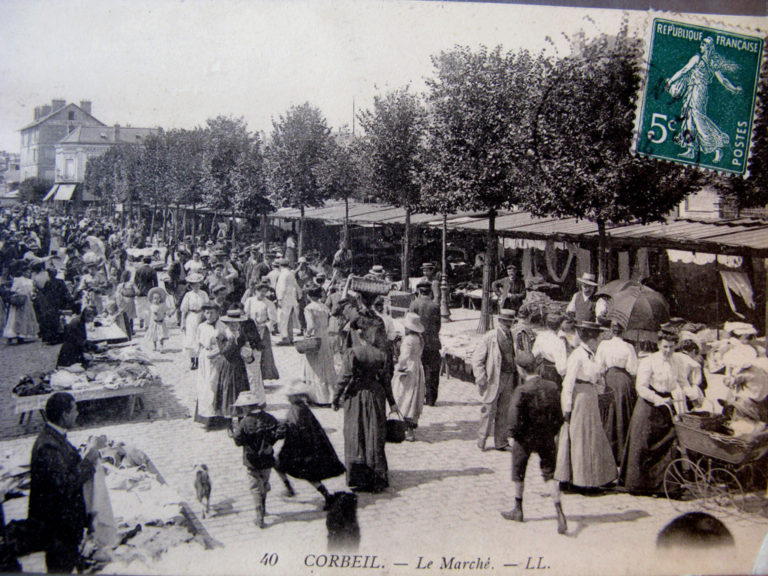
top-left (326, 491), bottom-right (360, 552)
top-left (193, 464), bottom-right (212, 518)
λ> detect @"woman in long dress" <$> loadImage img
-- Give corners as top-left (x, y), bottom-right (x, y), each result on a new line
top-left (391, 312), bottom-right (426, 441)
top-left (217, 307), bottom-right (263, 420)
top-left (300, 286), bottom-right (337, 405)
top-left (665, 36), bottom-right (743, 163)
top-left (3, 261), bottom-right (39, 343)
top-left (554, 321), bottom-right (617, 489)
top-left (333, 299), bottom-right (395, 493)
top-left (243, 281), bottom-right (280, 381)
top-left (195, 303), bottom-right (228, 429)
top-left (180, 273), bottom-right (209, 371)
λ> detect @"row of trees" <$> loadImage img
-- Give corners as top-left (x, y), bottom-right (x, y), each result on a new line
top-left (82, 23), bottom-right (767, 329)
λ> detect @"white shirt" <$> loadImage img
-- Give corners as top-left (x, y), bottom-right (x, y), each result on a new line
top-left (595, 336), bottom-right (638, 376)
top-left (532, 330), bottom-right (567, 376)
top-left (636, 351), bottom-right (702, 406)
top-left (561, 343), bottom-right (602, 413)
top-left (185, 259), bottom-right (204, 274)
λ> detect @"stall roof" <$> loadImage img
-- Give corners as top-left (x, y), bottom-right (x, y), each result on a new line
top-left (273, 201), bottom-right (768, 256)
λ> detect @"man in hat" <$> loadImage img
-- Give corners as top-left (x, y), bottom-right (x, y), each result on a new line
top-left (275, 258), bottom-right (301, 345)
top-left (531, 312), bottom-right (568, 385)
top-left (29, 392), bottom-right (106, 572)
top-left (265, 259), bottom-right (281, 291)
top-left (472, 310), bottom-right (517, 451)
top-left (502, 351), bottom-right (567, 534)
top-left (566, 272), bottom-right (598, 322)
top-left (331, 238), bottom-right (352, 284)
top-left (232, 390), bottom-right (284, 528)
top-left (134, 255), bottom-right (158, 330)
top-left (418, 262), bottom-right (441, 303)
top-left (366, 264), bottom-right (386, 280)
top-left (492, 263), bottom-right (526, 313)
top-left (410, 278), bottom-right (442, 406)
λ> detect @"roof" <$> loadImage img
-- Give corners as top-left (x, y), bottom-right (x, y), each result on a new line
top-left (57, 126), bottom-right (158, 146)
top-left (273, 200), bottom-right (768, 256)
top-left (20, 102), bottom-right (105, 131)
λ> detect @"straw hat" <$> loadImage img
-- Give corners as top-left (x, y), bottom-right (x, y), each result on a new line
top-left (577, 273), bottom-right (597, 286)
top-left (234, 390), bottom-right (266, 408)
top-left (147, 287), bottom-right (168, 302)
top-left (220, 309), bottom-right (248, 323)
top-left (186, 272), bottom-right (204, 284)
top-left (369, 265), bottom-right (385, 276)
top-left (283, 379), bottom-right (313, 399)
top-left (496, 311), bottom-right (516, 324)
top-left (403, 312), bottom-right (425, 334)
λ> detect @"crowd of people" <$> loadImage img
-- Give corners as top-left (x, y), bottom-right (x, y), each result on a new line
top-left (4, 202), bottom-right (768, 571)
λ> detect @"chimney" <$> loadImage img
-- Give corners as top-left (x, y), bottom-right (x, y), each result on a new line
top-left (114, 124), bottom-right (120, 142)
top-left (80, 100), bottom-right (92, 115)
top-left (41, 105), bottom-right (52, 117)
top-left (34, 106), bottom-right (41, 121)
top-left (52, 99), bottom-right (65, 111)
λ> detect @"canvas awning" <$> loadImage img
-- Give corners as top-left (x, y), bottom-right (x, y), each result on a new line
top-left (42, 185), bottom-right (59, 202)
top-left (54, 184), bottom-right (77, 201)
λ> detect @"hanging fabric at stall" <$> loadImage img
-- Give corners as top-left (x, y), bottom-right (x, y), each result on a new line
top-left (545, 240), bottom-right (575, 284)
top-left (720, 270), bottom-right (755, 319)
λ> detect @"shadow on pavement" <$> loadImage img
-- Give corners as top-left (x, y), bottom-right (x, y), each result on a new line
top-left (559, 509), bottom-right (651, 537)
top-left (415, 420), bottom-right (482, 443)
top-left (359, 466), bottom-right (495, 505)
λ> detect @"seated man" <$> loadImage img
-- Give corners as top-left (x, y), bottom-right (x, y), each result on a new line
top-left (492, 263), bottom-right (526, 312)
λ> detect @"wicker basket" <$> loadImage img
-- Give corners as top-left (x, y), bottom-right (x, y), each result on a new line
top-left (347, 275), bottom-right (391, 295)
top-left (294, 337), bottom-right (321, 354)
top-left (679, 412), bottom-right (729, 432)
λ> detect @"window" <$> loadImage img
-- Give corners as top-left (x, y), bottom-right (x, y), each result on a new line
top-left (68, 111), bottom-right (75, 121)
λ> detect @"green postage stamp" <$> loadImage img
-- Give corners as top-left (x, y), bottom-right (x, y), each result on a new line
top-left (635, 17), bottom-right (764, 175)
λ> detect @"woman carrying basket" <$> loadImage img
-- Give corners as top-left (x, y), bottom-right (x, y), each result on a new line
top-left (299, 285), bottom-right (337, 405)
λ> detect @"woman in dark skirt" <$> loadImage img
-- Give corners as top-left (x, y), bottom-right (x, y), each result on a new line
top-left (217, 308), bottom-right (262, 420)
top-left (332, 296), bottom-right (395, 493)
top-left (275, 380), bottom-right (345, 507)
top-left (620, 330), bottom-right (703, 494)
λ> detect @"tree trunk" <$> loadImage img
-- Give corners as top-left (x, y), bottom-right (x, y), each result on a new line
top-left (440, 213), bottom-right (451, 321)
top-left (210, 213), bottom-right (217, 239)
top-left (149, 202), bottom-right (157, 242)
top-left (181, 205), bottom-right (186, 239)
top-left (161, 206), bottom-right (168, 243)
top-left (261, 212), bottom-right (269, 261)
top-left (478, 209), bottom-right (497, 334)
top-left (299, 205), bottom-right (305, 258)
top-left (597, 219), bottom-right (607, 287)
top-left (344, 196), bottom-right (349, 247)
top-left (174, 204), bottom-right (180, 242)
top-left (402, 205), bottom-right (411, 288)
top-left (231, 210), bottom-right (236, 245)
top-left (192, 204), bottom-right (197, 244)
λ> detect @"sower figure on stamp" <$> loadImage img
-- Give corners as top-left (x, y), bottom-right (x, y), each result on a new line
top-left (472, 310), bottom-right (517, 452)
top-left (502, 352), bottom-right (567, 534)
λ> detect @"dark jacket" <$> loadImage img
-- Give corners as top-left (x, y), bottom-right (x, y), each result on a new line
top-left (409, 294), bottom-right (441, 351)
top-left (133, 264), bottom-right (158, 297)
top-left (28, 425), bottom-right (94, 546)
top-left (508, 374), bottom-right (563, 445)
top-left (232, 410), bottom-right (284, 470)
top-left (56, 315), bottom-right (88, 368)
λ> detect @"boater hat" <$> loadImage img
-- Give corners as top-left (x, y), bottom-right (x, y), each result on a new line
top-left (220, 309), bottom-right (247, 323)
top-left (496, 311), bottom-right (516, 323)
top-left (147, 287), bottom-right (168, 302)
top-left (369, 265), bottom-right (385, 275)
top-left (186, 272), bottom-right (204, 284)
top-left (577, 273), bottom-right (598, 286)
top-left (234, 390), bottom-right (266, 408)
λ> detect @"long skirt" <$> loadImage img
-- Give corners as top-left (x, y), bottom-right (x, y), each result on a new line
top-left (601, 367), bottom-right (638, 464)
top-left (392, 366), bottom-right (426, 425)
top-left (3, 298), bottom-right (38, 340)
top-left (195, 354), bottom-right (223, 425)
top-left (217, 357), bottom-right (251, 419)
top-left (301, 336), bottom-right (337, 405)
top-left (257, 324), bottom-right (280, 380)
top-left (555, 382), bottom-right (617, 487)
top-left (620, 398), bottom-right (676, 494)
top-left (343, 388), bottom-right (388, 492)
top-left (183, 311), bottom-right (203, 357)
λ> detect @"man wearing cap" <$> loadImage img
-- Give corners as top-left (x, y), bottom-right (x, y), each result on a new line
top-left (566, 272), bottom-right (598, 322)
top-left (502, 351), bottom-right (567, 534)
top-left (417, 262), bottom-right (441, 303)
top-left (134, 255), bottom-right (158, 330)
top-left (531, 313), bottom-right (568, 385)
top-left (275, 258), bottom-right (302, 345)
top-left (492, 263), bottom-right (526, 313)
top-left (366, 264), bottom-right (386, 280)
top-left (472, 310), bottom-right (517, 451)
top-left (410, 278), bottom-right (442, 406)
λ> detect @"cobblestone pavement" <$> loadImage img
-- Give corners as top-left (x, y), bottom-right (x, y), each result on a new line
top-left (1, 314), bottom-right (767, 575)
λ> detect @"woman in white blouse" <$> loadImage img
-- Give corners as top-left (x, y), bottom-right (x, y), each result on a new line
top-left (595, 321), bottom-right (639, 463)
top-left (554, 321), bottom-right (617, 489)
top-left (620, 330), bottom-right (703, 494)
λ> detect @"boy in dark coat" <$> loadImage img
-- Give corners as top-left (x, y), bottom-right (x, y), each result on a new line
top-left (231, 391), bottom-right (284, 528)
top-left (502, 351), bottom-right (567, 534)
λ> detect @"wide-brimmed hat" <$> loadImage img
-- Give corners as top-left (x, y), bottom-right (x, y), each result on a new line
top-left (403, 312), bottom-right (425, 333)
top-left (147, 287), bottom-right (168, 302)
top-left (186, 272), bottom-right (204, 284)
top-left (220, 308), bottom-right (247, 322)
top-left (369, 265), bottom-right (385, 275)
top-left (211, 283), bottom-right (228, 294)
top-left (234, 390), bottom-right (266, 408)
top-left (577, 273), bottom-right (597, 286)
top-left (201, 301), bottom-right (220, 311)
top-left (298, 256), bottom-right (307, 264)
top-left (496, 311), bottom-right (516, 323)
top-left (576, 320), bottom-right (602, 332)
top-left (313, 275), bottom-right (326, 287)
top-left (282, 379), bottom-right (313, 399)
top-left (421, 262), bottom-right (435, 270)
top-left (724, 321), bottom-right (758, 337)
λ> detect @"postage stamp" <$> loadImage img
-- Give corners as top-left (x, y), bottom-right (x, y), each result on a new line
top-left (635, 17), bottom-right (765, 175)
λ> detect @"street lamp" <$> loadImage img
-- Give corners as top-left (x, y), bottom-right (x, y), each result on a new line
top-left (440, 213), bottom-right (451, 321)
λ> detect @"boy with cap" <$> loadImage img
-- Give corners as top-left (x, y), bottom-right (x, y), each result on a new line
top-left (502, 351), bottom-right (567, 534)
top-left (231, 390), bottom-right (285, 528)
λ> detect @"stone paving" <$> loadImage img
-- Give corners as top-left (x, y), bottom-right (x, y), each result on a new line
top-left (1, 312), bottom-right (767, 575)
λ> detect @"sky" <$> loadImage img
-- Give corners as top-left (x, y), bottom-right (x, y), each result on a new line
top-left (0, 0), bottom-right (764, 152)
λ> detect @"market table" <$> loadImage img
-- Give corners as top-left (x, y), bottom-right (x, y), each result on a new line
top-left (13, 385), bottom-right (145, 425)
top-left (88, 323), bottom-right (129, 344)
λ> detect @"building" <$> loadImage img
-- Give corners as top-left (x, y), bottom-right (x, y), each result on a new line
top-left (0, 151), bottom-right (20, 195)
top-left (19, 99), bottom-right (105, 182)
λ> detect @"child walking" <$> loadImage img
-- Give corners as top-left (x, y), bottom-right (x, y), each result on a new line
top-left (231, 390), bottom-right (285, 528)
top-left (145, 287), bottom-right (170, 351)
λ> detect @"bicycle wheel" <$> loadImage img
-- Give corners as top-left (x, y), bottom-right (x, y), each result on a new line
top-left (664, 458), bottom-right (706, 512)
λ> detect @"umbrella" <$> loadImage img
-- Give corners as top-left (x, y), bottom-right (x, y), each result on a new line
top-left (594, 279), bottom-right (641, 300)
top-left (608, 284), bottom-right (669, 338)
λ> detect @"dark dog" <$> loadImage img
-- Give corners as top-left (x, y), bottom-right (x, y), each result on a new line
top-left (326, 491), bottom-right (360, 551)
top-left (193, 464), bottom-right (212, 518)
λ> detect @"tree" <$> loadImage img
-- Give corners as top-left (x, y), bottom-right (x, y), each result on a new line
top-left (266, 103), bottom-right (333, 256)
top-left (423, 45), bottom-right (548, 332)
top-left (18, 177), bottom-right (53, 204)
top-left (202, 116), bottom-right (270, 243)
top-left (358, 87), bottom-right (426, 283)
top-left (528, 25), bottom-right (701, 284)
top-left (166, 128), bottom-right (206, 240)
top-left (135, 131), bottom-right (171, 240)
